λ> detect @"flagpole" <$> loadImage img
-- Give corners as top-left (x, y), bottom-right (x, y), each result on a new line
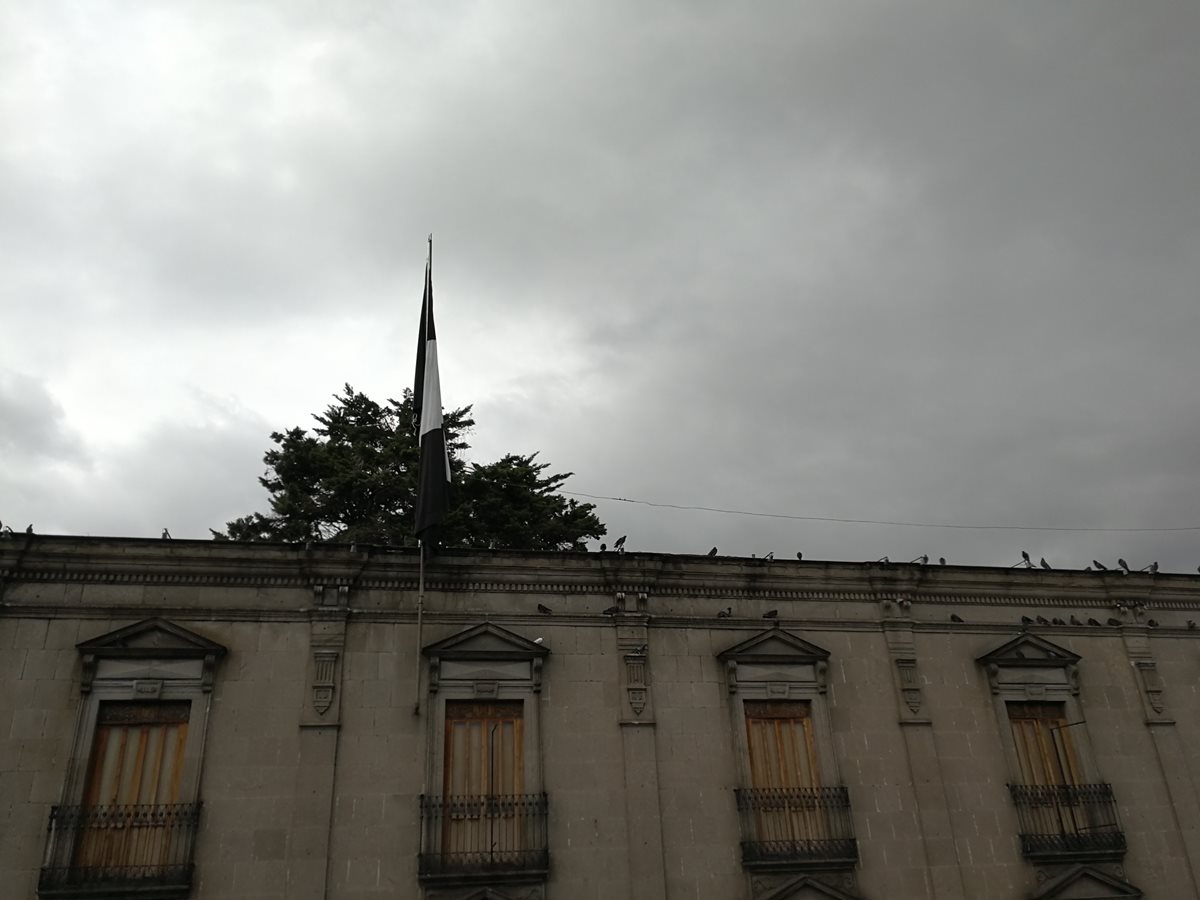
top-left (414, 539), bottom-right (425, 715)
top-left (413, 232), bottom-right (437, 717)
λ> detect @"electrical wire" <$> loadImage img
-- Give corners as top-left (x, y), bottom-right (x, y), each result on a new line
top-left (559, 490), bottom-right (1200, 534)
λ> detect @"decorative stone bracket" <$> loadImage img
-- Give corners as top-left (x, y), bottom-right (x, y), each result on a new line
top-left (624, 652), bottom-right (650, 718)
top-left (311, 650), bottom-right (339, 716)
top-left (302, 610), bottom-right (347, 727)
top-left (1123, 629), bottom-right (1173, 724)
top-left (895, 658), bottom-right (924, 716)
top-left (617, 624), bottom-right (654, 723)
top-left (883, 620), bottom-right (928, 723)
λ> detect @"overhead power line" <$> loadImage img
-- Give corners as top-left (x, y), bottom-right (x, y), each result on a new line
top-left (560, 490), bottom-right (1200, 534)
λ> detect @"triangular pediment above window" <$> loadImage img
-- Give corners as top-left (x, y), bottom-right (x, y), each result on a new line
top-left (758, 874), bottom-right (863, 900)
top-left (459, 888), bottom-right (522, 900)
top-left (423, 622), bottom-right (550, 661)
top-left (76, 617), bottom-right (227, 660)
top-left (976, 632), bottom-right (1081, 669)
top-left (1030, 864), bottom-right (1142, 899)
top-left (717, 628), bottom-right (830, 665)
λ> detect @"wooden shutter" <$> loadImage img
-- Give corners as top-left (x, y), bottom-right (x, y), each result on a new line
top-left (83, 701), bottom-right (191, 808)
top-left (1007, 701), bottom-right (1081, 787)
top-left (744, 700), bottom-right (819, 789)
top-left (76, 701), bottom-right (192, 874)
top-left (441, 700), bottom-right (527, 861)
top-left (443, 700), bottom-right (524, 797)
top-left (744, 700), bottom-right (827, 844)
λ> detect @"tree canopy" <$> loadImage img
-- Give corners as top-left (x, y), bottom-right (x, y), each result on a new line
top-left (213, 385), bottom-right (606, 550)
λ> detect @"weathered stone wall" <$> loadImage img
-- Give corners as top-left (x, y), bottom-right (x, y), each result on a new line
top-left (2, 538), bottom-right (1199, 899)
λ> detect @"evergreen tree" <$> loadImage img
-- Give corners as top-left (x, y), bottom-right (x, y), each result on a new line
top-left (213, 385), bottom-right (606, 550)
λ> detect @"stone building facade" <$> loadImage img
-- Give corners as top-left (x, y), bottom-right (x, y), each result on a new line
top-left (2, 535), bottom-right (1199, 899)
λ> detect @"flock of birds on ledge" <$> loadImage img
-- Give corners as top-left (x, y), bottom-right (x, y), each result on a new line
top-left (4, 520), bottom-right (1196, 632)
top-left (596, 541), bottom-right (1175, 576)
top-left (0, 526), bottom-right (1186, 579)
top-left (534, 599), bottom-right (1197, 630)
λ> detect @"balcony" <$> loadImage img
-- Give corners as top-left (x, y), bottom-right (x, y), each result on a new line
top-left (38, 803), bottom-right (201, 899)
top-left (1008, 783), bottom-right (1126, 862)
top-left (734, 786), bottom-right (858, 872)
top-left (418, 793), bottom-right (549, 886)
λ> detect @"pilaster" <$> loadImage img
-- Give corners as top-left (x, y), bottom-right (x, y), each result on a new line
top-left (1119, 622), bottom-right (1200, 893)
top-left (285, 584), bottom-right (349, 900)
top-left (882, 600), bottom-right (966, 900)
top-left (613, 591), bottom-right (668, 900)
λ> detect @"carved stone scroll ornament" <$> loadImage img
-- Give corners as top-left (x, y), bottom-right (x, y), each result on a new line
top-left (532, 657), bottom-right (544, 694)
top-left (815, 659), bottom-right (829, 694)
top-left (80, 654), bottom-right (97, 694)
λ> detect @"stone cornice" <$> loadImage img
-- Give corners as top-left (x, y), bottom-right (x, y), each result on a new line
top-left (3, 535), bottom-right (1200, 610)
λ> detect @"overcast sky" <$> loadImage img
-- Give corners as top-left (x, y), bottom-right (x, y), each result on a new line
top-left (3, 3), bottom-right (1199, 571)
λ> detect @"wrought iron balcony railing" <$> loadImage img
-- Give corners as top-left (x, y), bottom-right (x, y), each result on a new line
top-left (38, 802), bottom-right (201, 898)
top-left (1008, 782), bottom-right (1126, 861)
top-left (418, 793), bottom-right (549, 884)
top-left (734, 786), bottom-right (859, 871)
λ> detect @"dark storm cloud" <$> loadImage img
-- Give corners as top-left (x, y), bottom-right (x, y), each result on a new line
top-left (1, 3), bottom-right (1198, 569)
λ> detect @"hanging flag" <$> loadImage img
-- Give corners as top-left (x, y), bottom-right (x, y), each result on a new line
top-left (414, 239), bottom-right (451, 541)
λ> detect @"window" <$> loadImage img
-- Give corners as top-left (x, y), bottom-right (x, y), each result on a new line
top-left (40, 619), bottom-right (224, 899)
top-left (718, 630), bottom-right (858, 876)
top-left (84, 701), bottom-right (192, 807)
top-left (419, 624), bottom-right (549, 889)
top-left (431, 700), bottom-right (543, 874)
top-left (443, 700), bottom-right (523, 797)
top-left (1007, 701), bottom-right (1081, 787)
top-left (66, 701), bottom-right (198, 889)
top-left (977, 634), bottom-right (1125, 863)
top-left (745, 700), bottom-right (819, 790)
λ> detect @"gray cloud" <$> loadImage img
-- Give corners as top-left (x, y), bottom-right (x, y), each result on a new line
top-left (0, 370), bottom-right (84, 462)
top-left (2, 2), bottom-right (1198, 571)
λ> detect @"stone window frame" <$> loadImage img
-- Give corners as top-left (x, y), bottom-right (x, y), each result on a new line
top-left (62, 618), bottom-right (227, 815)
top-left (421, 623), bottom-right (550, 800)
top-left (716, 628), bottom-right (841, 789)
top-left (976, 632), bottom-right (1103, 783)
